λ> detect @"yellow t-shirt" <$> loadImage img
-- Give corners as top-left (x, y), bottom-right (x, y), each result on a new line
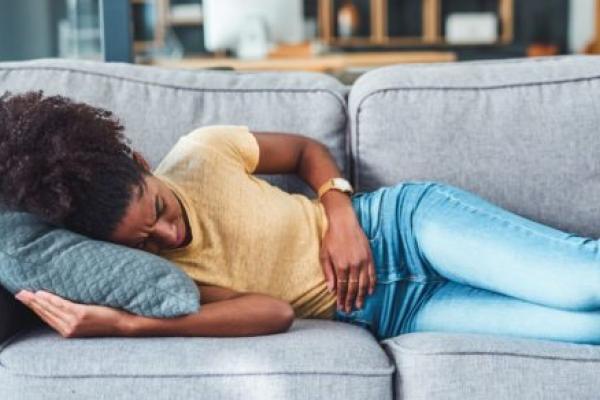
top-left (153, 125), bottom-right (337, 319)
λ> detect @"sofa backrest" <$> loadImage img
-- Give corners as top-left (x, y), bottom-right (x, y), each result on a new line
top-left (349, 55), bottom-right (600, 238)
top-left (0, 58), bottom-right (350, 196)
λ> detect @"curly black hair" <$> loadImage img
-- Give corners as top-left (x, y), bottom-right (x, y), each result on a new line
top-left (0, 90), bottom-right (148, 240)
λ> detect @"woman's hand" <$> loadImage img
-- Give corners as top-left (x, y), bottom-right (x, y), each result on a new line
top-left (319, 201), bottom-right (377, 313)
top-left (14, 290), bottom-right (133, 338)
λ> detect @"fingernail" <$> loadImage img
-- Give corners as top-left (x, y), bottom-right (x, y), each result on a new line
top-left (327, 282), bottom-right (333, 292)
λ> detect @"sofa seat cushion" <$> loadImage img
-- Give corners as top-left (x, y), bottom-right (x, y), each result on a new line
top-left (382, 332), bottom-right (600, 400)
top-left (0, 319), bottom-right (393, 400)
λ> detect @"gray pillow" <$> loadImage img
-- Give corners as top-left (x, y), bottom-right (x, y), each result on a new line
top-left (0, 211), bottom-right (200, 318)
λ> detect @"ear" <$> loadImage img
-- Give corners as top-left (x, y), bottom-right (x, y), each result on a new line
top-left (132, 151), bottom-right (151, 173)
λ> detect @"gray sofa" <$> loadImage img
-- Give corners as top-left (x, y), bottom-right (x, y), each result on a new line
top-left (1, 55), bottom-right (600, 399)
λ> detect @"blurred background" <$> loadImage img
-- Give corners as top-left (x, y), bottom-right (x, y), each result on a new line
top-left (1, 0), bottom-right (599, 83)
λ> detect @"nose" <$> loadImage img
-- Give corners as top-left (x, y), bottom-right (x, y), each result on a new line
top-left (153, 219), bottom-right (178, 248)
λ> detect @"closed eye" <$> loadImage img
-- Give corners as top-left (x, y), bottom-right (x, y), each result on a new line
top-left (135, 196), bottom-right (164, 250)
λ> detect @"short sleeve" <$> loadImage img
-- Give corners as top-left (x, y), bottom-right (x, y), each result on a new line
top-left (181, 125), bottom-right (259, 174)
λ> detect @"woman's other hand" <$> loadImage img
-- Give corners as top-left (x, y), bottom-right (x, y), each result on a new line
top-left (319, 199), bottom-right (376, 313)
top-left (14, 290), bottom-right (133, 338)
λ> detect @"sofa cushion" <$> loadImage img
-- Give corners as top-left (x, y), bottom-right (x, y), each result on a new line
top-left (0, 319), bottom-right (393, 400)
top-left (0, 211), bottom-right (200, 318)
top-left (0, 58), bottom-right (349, 198)
top-left (381, 331), bottom-right (600, 400)
top-left (349, 55), bottom-right (600, 238)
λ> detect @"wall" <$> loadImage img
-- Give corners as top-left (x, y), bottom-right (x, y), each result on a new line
top-left (0, 0), bottom-right (66, 61)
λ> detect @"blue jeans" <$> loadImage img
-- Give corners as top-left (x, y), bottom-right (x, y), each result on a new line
top-left (334, 182), bottom-right (600, 344)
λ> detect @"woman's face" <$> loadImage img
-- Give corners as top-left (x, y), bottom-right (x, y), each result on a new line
top-left (109, 174), bottom-right (190, 254)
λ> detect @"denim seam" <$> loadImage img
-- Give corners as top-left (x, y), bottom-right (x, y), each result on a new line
top-left (366, 189), bottom-right (387, 242)
top-left (370, 182), bottom-right (445, 283)
top-left (430, 187), bottom-right (594, 251)
top-left (368, 182), bottom-right (436, 241)
top-left (376, 275), bottom-right (446, 283)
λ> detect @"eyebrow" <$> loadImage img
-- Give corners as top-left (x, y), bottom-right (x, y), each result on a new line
top-left (135, 181), bottom-right (148, 201)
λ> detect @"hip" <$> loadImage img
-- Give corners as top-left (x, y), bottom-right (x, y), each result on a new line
top-left (334, 181), bottom-right (447, 339)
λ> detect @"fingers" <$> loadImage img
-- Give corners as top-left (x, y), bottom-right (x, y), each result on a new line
top-left (320, 252), bottom-right (337, 293)
top-left (323, 234), bottom-right (379, 313)
top-left (335, 259), bottom-right (376, 313)
top-left (367, 257), bottom-right (377, 295)
top-left (15, 290), bottom-right (71, 335)
top-left (354, 267), bottom-right (369, 310)
top-left (344, 264), bottom-right (360, 313)
top-left (336, 268), bottom-right (348, 312)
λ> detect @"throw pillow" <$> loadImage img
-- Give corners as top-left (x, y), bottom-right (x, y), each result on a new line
top-left (0, 211), bottom-right (200, 318)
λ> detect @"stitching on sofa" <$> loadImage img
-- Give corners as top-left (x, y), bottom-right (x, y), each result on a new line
top-left (353, 73), bottom-right (600, 190)
top-left (0, 65), bottom-right (348, 110)
top-left (0, 326), bottom-right (31, 353)
top-left (382, 347), bottom-right (600, 362)
top-left (0, 366), bottom-right (396, 379)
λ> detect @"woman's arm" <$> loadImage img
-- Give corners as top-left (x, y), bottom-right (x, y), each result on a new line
top-left (15, 285), bottom-right (295, 338)
top-left (252, 131), bottom-right (376, 312)
top-left (123, 284), bottom-right (295, 337)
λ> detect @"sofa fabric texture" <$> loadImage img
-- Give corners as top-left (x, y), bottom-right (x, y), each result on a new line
top-left (0, 211), bottom-right (200, 318)
top-left (382, 332), bottom-right (600, 400)
top-left (2, 55), bottom-right (600, 399)
top-left (350, 55), bottom-right (600, 238)
top-left (0, 320), bottom-right (394, 400)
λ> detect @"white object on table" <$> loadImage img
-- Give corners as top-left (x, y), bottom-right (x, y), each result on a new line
top-left (445, 12), bottom-right (498, 44)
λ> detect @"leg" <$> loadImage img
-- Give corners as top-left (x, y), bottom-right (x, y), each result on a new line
top-left (413, 183), bottom-right (600, 311)
top-left (410, 280), bottom-right (600, 344)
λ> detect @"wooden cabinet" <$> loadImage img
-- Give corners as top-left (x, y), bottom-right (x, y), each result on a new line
top-left (318, 0), bottom-right (514, 47)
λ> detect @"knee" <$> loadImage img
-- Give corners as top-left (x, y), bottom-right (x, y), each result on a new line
top-left (556, 312), bottom-right (600, 344)
top-left (554, 290), bottom-right (600, 312)
top-left (553, 264), bottom-right (600, 311)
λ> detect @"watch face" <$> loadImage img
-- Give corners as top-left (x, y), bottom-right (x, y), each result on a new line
top-left (332, 178), bottom-right (352, 192)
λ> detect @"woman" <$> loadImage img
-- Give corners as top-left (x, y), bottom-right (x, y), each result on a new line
top-left (4, 91), bottom-right (600, 343)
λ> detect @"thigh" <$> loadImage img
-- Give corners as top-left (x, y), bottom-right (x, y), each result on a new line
top-left (335, 278), bottom-right (447, 341)
top-left (409, 281), bottom-right (600, 345)
top-left (413, 183), bottom-right (600, 311)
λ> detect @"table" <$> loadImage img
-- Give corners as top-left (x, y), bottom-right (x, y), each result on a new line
top-left (150, 51), bottom-right (457, 73)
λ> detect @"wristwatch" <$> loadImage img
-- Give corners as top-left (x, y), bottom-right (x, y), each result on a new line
top-left (317, 177), bottom-right (354, 200)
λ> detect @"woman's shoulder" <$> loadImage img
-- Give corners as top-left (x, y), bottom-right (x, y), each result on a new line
top-left (177, 125), bottom-right (259, 174)
top-left (182, 125), bottom-right (251, 145)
